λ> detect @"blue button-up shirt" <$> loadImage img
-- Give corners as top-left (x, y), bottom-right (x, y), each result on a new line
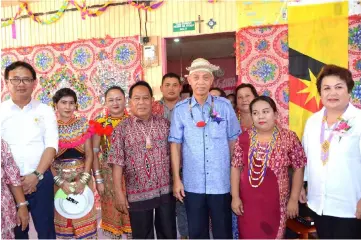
top-left (169, 95), bottom-right (241, 194)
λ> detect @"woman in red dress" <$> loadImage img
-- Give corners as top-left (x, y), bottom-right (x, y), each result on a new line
top-left (231, 96), bottom-right (306, 239)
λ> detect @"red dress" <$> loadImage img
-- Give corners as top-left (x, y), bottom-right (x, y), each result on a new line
top-left (232, 127), bottom-right (307, 239)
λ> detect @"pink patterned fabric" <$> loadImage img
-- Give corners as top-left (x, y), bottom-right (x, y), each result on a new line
top-left (236, 25), bottom-right (290, 128)
top-left (1, 36), bottom-right (143, 120)
top-left (1, 139), bottom-right (22, 240)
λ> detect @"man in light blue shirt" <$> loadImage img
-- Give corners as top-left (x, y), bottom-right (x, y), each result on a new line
top-left (169, 58), bottom-right (241, 239)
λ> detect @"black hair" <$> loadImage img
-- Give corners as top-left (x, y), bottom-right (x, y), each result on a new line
top-left (210, 87), bottom-right (227, 97)
top-left (316, 64), bottom-right (354, 94)
top-left (235, 83), bottom-right (259, 98)
top-left (181, 84), bottom-right (193, 97)
top-left (52, 88), bottom-right (78, 104)
top-left (162, 72), bottom-right (181, 85)
top-left (104, 86), bottom-right (125, 98)
top-left (129, 81), bottom-right (153, 98)
top-left (226, 93), bottom-right (236, 99)
top-left (249, 96), bottom-right (278, 113)
top-left (4, 61), bottom-right (36, 80)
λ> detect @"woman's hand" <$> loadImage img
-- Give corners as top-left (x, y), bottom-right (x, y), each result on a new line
top-left (287, 198), bottom-right (299, 219)
top-left (16, 206), bottom-right (29, 231)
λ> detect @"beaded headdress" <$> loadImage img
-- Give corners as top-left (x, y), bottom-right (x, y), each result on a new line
top-left (90, 60), bottom-right (130, 105)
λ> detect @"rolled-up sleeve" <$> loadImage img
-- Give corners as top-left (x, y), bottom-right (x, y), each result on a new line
top-left (227, 104), bottom-right (241, 141)
top-left (168, 107), bottom-right (184, 144)
top-left (43, 105), bottom-right (59, 153)
top-left (108, 124), bottom-right (125, 167)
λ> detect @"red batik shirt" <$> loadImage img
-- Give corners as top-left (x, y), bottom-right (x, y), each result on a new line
top-left (108, 115), bottom-right (172, 211)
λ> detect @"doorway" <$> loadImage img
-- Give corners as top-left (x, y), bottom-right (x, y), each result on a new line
top-left (164, 32), bottom-right (237, 95)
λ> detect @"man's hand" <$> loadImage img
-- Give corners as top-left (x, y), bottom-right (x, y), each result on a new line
top-left (173, 178), bottom-right (186, 203)
top-left (114, 191), bottom-right (129, 214)
top-left (299, 186), bottom-right (307, 204)
top-left (21, 174), bottom-right (39, 195)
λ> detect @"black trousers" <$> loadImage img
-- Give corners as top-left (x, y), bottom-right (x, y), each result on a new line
top-left (129, 199), bottom-right (176, 239)
top-left (311, 210), bottom-right (361, 239)
top-left (14, 170), bottom-right (56, 239)
top-left (184, 192), bottom-right (232, 239)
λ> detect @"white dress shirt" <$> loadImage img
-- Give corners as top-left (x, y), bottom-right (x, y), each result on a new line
top-left (0, 99), bottom-right (58, 176)
top-left (302, 103), bottom-right (361, 218)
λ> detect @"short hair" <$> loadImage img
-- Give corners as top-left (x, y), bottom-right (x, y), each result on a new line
top-left (162, 72), bottom-right (181, 85)
top-left (181, 84), bottom-right (193, 97)
top-left (104, 86), bottom-right (125, 98)
top-left (235, 83), bottom-right (259, 98)
top-left (249, 96), bottom-right (278, 113)
top-left (226, 93), bottom-right (236, 99)
top-left (316, 64), bottom-right (354, 94)
top-left (210, 87), bottom-right (226, 98)
top-left (129, 81), bottom-right (153, 98)
top-left (4, 61), bottom-right (36, 80)
top-left (52, 88), bottom-right (78, 104)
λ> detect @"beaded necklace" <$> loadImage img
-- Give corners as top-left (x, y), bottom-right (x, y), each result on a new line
top-left (248, 126), bottom-right (279, 188)
top-left (188, 96), bottom-right (214, 128)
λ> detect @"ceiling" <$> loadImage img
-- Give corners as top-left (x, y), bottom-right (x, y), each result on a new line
top-left (166, 32), bottom-right (236, 61)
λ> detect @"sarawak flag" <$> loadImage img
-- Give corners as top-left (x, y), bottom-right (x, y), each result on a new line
top-left (288, 1), bottom-right (348, 139)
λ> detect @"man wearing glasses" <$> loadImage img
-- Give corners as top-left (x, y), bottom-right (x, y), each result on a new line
top-left (0, 61), bottom-right (58, 239)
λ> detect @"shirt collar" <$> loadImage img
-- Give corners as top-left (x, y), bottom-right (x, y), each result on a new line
top-left (190, 94), bottom-right (212, 108)
top-left (131, 114), bottom-right (154, 123)
top-left (9, 98), bottom-right (34, 110)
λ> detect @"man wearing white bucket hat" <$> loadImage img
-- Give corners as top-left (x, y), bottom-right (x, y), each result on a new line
top-left (169, 58), bottom-right (241, 238)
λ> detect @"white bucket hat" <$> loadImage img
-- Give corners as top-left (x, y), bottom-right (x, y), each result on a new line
top-left (186, 58), bottom-right (220, 76)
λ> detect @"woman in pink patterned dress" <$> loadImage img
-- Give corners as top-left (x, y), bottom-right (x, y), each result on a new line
top-left (1, 139), bottom-right (29, 239)
top-left (231, 96), bottom-right (306, 239)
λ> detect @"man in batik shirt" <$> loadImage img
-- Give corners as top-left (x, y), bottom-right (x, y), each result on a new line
top-left (109, 81), bottom-right (176, 239)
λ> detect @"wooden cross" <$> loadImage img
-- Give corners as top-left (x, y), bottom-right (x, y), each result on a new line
top-left (194, 15), bottom-right (204, 34)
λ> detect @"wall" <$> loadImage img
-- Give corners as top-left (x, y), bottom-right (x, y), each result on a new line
top-left (167, 57), bottom-right (236, 79)
top-left (1, 0), bottom-right (238, 99)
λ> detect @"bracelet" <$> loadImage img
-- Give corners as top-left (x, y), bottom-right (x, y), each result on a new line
top-left (54, 176), bottom-right (65, 187)
top-left (80, 172), bottom-right (91, 185)
top-left (95, 178), bottom-right (104, 184)
top-left (94, 170), bottom-right (102, 176)
top-left (16, 201), bottom-right (29, 208)
top-left (93, 148), bottom-right (100, 153)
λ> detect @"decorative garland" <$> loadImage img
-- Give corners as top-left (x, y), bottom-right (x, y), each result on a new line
top-left (1, 0), bottom-right (112, 28)
top-left (2, 0), bottom-right (217, 28)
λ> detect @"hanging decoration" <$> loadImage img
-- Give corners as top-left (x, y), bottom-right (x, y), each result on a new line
top-left (128, 0), bottom-right (165, 11)
top-left (1, 0), bottom-right (112, 28)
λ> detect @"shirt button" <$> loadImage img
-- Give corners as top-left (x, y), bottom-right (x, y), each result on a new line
top-left (205, 135), bottom-right (208, 137)
top-left (206, 148), bottom-right (208, 150)
top-left (207, 173), bottom-right (209, 175)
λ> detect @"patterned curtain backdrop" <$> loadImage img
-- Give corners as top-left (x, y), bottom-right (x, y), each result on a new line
top-left (349, 16), bottom-right (361, 105)
top-left (236, 25), bottom-right (289, 127)
top-left (1, 36), bottom-right (143, 120)
top-left (236, 16), bottom-right (361, 128)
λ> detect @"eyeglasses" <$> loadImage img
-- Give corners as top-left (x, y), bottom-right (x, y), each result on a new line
top-left (8, 78), bottom-right (34, 85)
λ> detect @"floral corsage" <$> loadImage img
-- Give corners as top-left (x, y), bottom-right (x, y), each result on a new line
top-left (334, 118), bottom-right (352, 141)
top-left (210, 109), bottom-right (224, 124)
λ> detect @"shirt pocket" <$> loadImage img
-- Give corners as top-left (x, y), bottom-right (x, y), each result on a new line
top-left (209, 121), bottom-right (227, 139)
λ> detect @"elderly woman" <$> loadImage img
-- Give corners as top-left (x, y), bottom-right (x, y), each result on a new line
top-left (1, 139), bottom-right (29, 239)
top-left (300, 64), bottom-right (361, 238)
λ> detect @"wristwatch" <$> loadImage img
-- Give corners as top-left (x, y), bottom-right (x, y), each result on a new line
top-left (32, 170), bottom-right (44, 180)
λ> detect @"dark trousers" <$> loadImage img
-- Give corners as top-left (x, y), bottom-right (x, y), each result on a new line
top-left (184, 192), bottom-right (232, 239)
top-left (176, 200), bottom-right (189, 237)
top-left (129, 199), bottom-right (176, 239)
top-left (311, 210), bottom-right (361, 239)
top-left (14, 170), bottom-right (56, 239)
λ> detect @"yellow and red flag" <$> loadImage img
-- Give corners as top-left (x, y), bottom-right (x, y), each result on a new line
top-left (288, 1), bottom-right (349, 139)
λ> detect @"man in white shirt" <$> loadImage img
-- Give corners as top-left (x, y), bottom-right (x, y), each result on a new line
top-left (1, 61), bottom-right (58, 239)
